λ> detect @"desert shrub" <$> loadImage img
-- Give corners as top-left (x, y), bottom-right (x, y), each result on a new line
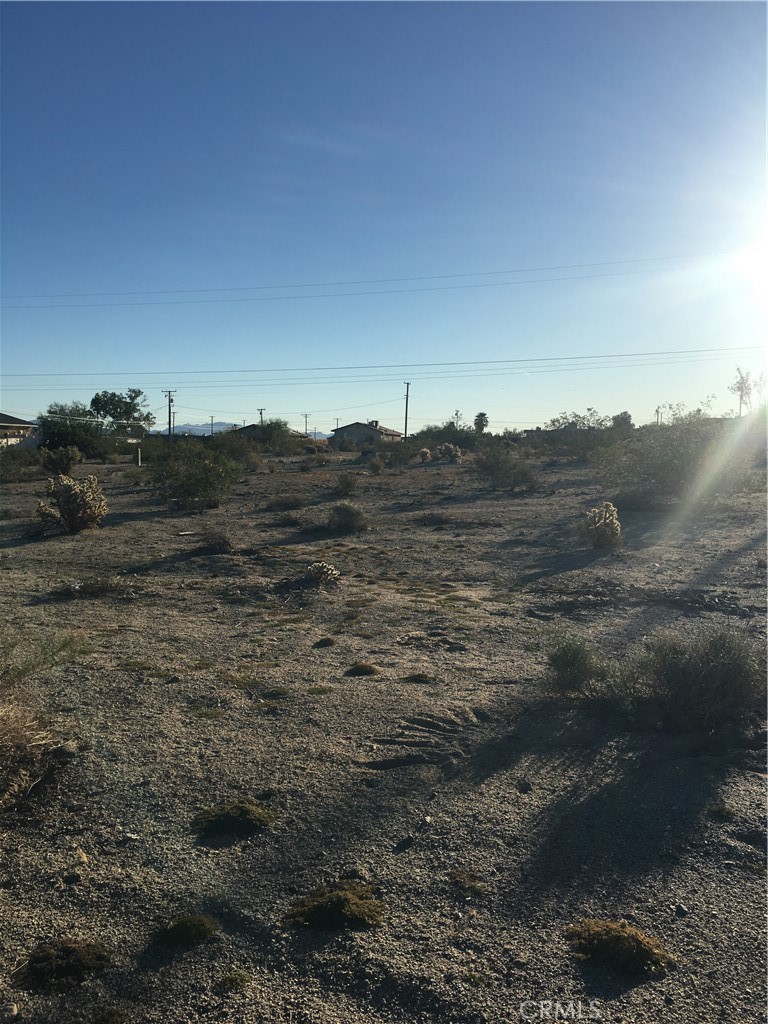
top-left (153, 914), bottom-right (219, 948)
top-left (286, 879), bottom-right (384, 930)
top-left (474, 451), bottom-right (537, 491)
top-left (13, 939), bottom-right (112, 990)
top-left (382, 443), bottom-right (414, 468)
top-left (265, 494), bottom-right (306, 511)
top-left (436, 442), bottom-right (462, 463)
top-left (149, 441), bottom-right (239, 510)
top-left (193, 798), bottom-right (274, 840)
top-left (581, 501), bottom-right (621, 549)
top-left (37, 474), bottom-right (108, 533)
top-left (327, 501), bottom-right (368, 534)
top-left (195, 529), bottom-right (235, 555)
top-left (208, 432), bottom-right (262, 471)
top-left (0, 446), bottom-right (44, 483)
top-left (556, 625), bottom-right (764, 732)
top-left (636, 625), bottom-right (764, 731)
top-left (418, 447), bottom-right (431, 463)
top-left (591, 416), bottom-right (754, 502)
top-left (565, 919), bottom-right (675, 975)
top-left (334, 472), bottom-right (358, 496)
top-left (368, 456), bottom-right (384, 475)
top-left (40, 446), bottom-right (84, 475)
top-left (547, 634), bottom-right (609, 693)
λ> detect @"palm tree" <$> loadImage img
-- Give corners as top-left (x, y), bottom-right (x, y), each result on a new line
top-left (473, 411), bottom-right (489, 434)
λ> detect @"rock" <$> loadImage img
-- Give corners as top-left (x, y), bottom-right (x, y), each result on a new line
top-left (0, 1003), bottom-right (18, 1019)
top-left (516, 778), bottom-right (533, 794)
top-left (675, 903), bottom-right (689, 917)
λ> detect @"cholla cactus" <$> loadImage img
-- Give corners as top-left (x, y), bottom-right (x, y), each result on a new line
top-left (582, 502), bottom-right (621, 550)
top-left (37, 475), bottom-right (108, 534)
top-left (436, 443), bottom-right (462, 464)
top-left (304, 561), bottom-right (341, 586)
top-left (418, 448), bottom-right (431, 464)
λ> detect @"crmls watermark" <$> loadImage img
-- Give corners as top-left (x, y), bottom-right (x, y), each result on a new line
top-left (518, 1000), bottom-right (602, 1021)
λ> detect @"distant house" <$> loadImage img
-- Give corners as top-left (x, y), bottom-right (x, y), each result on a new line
top-left (0, 414), bottom-right (37, 446)
top-left (330, 420), bottom-right (403, 446)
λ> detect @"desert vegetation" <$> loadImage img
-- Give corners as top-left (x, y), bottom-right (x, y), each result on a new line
top-left (0, 407), bottom-right (764, 1023)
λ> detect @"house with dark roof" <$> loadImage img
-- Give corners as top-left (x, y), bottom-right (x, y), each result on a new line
top-left (330, 420), bottom-right (403, 446)
top-left (0, 414), bottom-right (37, 446)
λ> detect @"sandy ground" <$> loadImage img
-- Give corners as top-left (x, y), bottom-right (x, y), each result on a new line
top-left (0, 453), bottom-right (765, 1024)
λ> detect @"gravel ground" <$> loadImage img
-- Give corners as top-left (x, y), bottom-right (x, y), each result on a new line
top-left (0, 453), bottom-right (765, 1024)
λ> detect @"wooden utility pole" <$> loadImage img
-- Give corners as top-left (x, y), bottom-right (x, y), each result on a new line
top-left (403, 382), bottom-right (411, 439)
top-left (163, 390), bottom-right (176, 439)
top-left (258, 408), bottom-right (265, 425)
top-left (210, 416), bottom-right (214, 436)
top-left (302, 412), bottom-right (310, 435)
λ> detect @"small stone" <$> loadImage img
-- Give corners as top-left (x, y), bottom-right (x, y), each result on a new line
top-left (675, 903), bottom-right (689, 917)
top-left (0, 1003), bottom-right (18, 1019)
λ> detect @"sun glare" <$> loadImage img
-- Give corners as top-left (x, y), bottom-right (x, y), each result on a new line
top-left (728, 235), bottom-right (768, 300)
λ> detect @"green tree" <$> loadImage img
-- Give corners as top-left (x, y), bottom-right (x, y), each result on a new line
top-left (89, 389), bottom-right (154, 436)
top-left (38, 402), bottom-right (102, 452)
top-left (473, 411), bottom-right (489, 434)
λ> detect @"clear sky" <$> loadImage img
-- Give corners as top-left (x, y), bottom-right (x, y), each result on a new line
top-left (1, 1), bottom-right (765, 434)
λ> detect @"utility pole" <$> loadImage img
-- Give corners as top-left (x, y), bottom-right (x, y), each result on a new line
top-left (257, 408), bottom-right (265, 425)
top-left (335, 417), bottom-right (340, 430)
top-left (403, 382), bottom-right (411, 439)
top-left (210, 416), bottom-right (215, 436)
top-left (163, 390), bottom-right (176, 440)
top-left (302, 412), bottom-right (310, 435)
top-left (171, 410), bottom-right (176, 434)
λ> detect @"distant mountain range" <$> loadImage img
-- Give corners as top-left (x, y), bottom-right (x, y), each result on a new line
top-left (158, 422), bottom-right (331, 439)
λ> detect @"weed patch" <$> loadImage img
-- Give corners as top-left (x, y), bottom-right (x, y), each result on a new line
top-left (193, 798), bottom-right (275, 839)
top-left (565, 919), bottom-right (676, 975)
top-left (345, 662), bottom-right (381, 677)
top-left (153, 914), bottom-right (219, 948)
top-left (12, 939), bottom-right (112, 990)
top-left (286, 879), bottom-right (384, 930)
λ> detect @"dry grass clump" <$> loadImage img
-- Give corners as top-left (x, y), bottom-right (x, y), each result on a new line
top-left (195, 529), bottom-right (235, 554)
top-left (546, 634), bottom-right (608, 693)
top-left (192, 798), bottom-right (275, 840)
top-left (0, 705), bottom-right (53, 810)
top-left (153, 914), bottom-right (219, 948)
top-left (286, 879), bottom-right (384, 930)
top-left (403, 672), bottom-right (439, 684)
top-left (313, 637), bottom-right (336, 649)
top-left (345, 662), bottom-right (381, 677)
top-left (334, 472), bottom-right (358, 496)
top-left (327, 501), bottom-right (368, 534)
top-left (37, 474), bottom-right (108, 533)
top-left (55, 574), bottom-right (136, 600)
top-left (12, 939), bottom-right (112, 990)
top-left (265, 494), bottom-right (306, 512)
top-left (447, 867), bottom-right (487, 896)
top-left (565, 919), bottom-right (676, 975)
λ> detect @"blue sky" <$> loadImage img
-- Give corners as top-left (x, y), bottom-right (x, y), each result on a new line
top-left (1, 1), bottom-right (765, 434)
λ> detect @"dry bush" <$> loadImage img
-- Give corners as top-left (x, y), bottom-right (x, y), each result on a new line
top-left (0, 705), bottom-right (52, 810)
top-left (546, 634), bottom-right (609, 693)
top-left (40, 446), bottom-right (84, 475)
top-left (436, 442), bottom-right (462, 463)
top-left (0, 446), bottom-right (44, 483)
top-left (286, 879), bottom-right (384, 930)
top-left (327, 501), bottom-right (368, 534)
top-left (565, 919), bottom-right (676, 975)
top-left (37, 474), bottom-right (108, 533)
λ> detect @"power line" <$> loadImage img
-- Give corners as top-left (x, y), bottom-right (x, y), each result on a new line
top-left (1, 251), bottom-right (726, 300)
top-left (3, 345), bottom-right (760, 379)
top-left (0, 266), bottom-right (708, 310)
